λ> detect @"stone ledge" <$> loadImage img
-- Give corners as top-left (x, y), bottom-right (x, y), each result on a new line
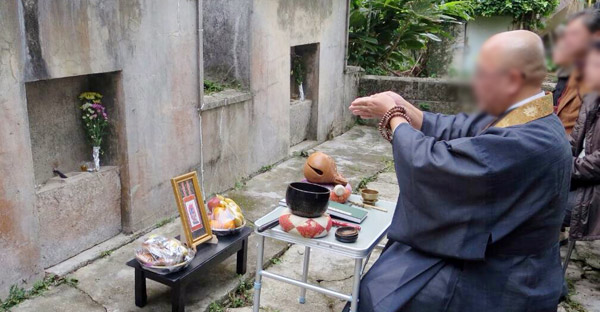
top-left (290, 98), bottom-right (312, 106)
top-left (202, 89), bottom-right (252, 111)
top-left (36, 165), bottom-right (122, 268)
top-left (36, 166), bottom-right (119, 193)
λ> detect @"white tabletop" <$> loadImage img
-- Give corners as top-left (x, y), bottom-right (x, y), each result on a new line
top-left (254, 194), bottom-right (397, 258)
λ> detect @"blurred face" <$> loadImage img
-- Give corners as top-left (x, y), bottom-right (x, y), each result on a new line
top-left (472, 49), bottom-right (524, 116)
top-left (563, 18), bottom-right (592, 60)
top-left (553, 37), bottom-right (573, 67)
top-left (585, 49), bottom-right (600, 90)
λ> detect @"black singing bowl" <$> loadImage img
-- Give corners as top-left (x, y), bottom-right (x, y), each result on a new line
top-left (286, 182), bottom-right (331, 218)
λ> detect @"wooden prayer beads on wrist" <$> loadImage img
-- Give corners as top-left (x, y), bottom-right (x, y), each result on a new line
top-left (378, 106), bottom-right (411, 142)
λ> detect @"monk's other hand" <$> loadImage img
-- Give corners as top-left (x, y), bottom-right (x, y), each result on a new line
top-left (349, 94), bottom-right (396, 119)
top-left (381, 91), bottom-right (424, 130)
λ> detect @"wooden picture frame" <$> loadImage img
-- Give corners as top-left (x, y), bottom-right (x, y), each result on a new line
top-left (171, 171), bottom-right (212, 249)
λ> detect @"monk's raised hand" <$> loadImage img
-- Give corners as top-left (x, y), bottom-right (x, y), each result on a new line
top-left (349, 94), bottom-right (396, 119)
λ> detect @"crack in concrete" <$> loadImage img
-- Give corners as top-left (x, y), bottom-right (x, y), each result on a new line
top-left (71, 285), bottom-right (108, 312)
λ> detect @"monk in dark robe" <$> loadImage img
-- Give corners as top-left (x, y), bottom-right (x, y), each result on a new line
top-left (349, 31), bottom-right (571, 311)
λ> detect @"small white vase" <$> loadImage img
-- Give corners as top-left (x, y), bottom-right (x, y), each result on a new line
top-left (299, 83), bottom-right (305, 101)
top-left (92, 146), bottom-right (101, 171)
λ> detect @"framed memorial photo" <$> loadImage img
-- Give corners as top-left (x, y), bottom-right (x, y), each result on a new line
top-left (171, 171), bottom-right (212, 249)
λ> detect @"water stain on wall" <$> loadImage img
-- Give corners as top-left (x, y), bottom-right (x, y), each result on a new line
top-left (276, 0), bottom-right (333, 30)
top-left (21, 0), bottom-right (49, 80)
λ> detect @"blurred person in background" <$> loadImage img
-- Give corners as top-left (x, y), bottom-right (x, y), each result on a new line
top-left (555, 9), bottom-right (600, 134)
top-left (563, 40), bottom-right (600, 243)
top-left (552, 25), bottom-right (573, 108)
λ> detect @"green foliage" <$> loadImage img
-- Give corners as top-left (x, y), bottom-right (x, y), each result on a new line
top-left (418, 102), bottom-right (432, 111)
top-left (155, 217), bottom-right (174, 228)
top-left (258, 164), bottom-right (274, 174)
top-left (228, 276), bottom-right (253, 308)
top-left (291, 54), bottom-right (306, 86)
top-left (356, 174), bottom-right (377, 191)
top-left (474, 0), bottom-right (558, 29)
top-left (208, 302), bottom-right (224, 312)
top-left (204, 80), bottom-right (226, 94)
top-left (1, 275), bottom-right (78, 311)
top-left (234, 180), bottom-right (246, 190)
top-left (348, 0), bottom-right (474, 75)
top-left (100, 250), bottom-right (113, 258)
top-left (562, 279), bottom-right (588, 312)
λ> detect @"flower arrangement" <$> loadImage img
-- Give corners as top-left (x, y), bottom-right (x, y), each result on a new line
top-left (78, 92), bottom-right (108, 171)
top-left (78, 92), bottom-right (108, 147)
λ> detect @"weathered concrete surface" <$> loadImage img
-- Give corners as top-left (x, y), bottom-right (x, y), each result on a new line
top-left (359, 75), bottom-right (558, 117)
top-left (359, 75), bottom-right (473, 115)
top-left (11, 284), bottom-right (105, 312)
top-left (248, 0), bottom-right (351, 172)
top-left (0, 0), bottom-right (44, 297)
top-left (562, 240), bottom-right (600, 311)
top-left (254, 244), bottom-right (382, 312)
top-left (67, 220), bottom-right (287, 312)
top-left (36, 166), bottom-right (121, 268)
top-left (18, 0), bottom-right (203, 234)
top-left (201, 90), bottom-right (253, 195)
top-left (289, 99), bottom-right (313, 146)
top-left (26, 75), bottom-right (94, 184)
top-left (204, 0), bottom-right (353, 174)
top-left (203, 0), bottom-right (252, 87)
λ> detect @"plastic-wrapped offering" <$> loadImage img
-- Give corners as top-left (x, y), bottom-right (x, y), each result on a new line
top-left (135, 235), bottom-right (195, 274)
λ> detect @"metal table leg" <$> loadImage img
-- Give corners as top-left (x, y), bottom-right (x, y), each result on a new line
top-left (350, 258), bottom-right (363, 312)
top-left (299, 246), bottom-right (311, 304)
top-left (253, 236), bottom-right (265, 312)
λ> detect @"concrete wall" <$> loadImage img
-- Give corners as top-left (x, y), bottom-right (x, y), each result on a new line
top-left (290, 99), bottom-right (313, 146)
top-left (0, 0), bottom-right (203, 296)
top-left (248, 0), bottom-right (350, 171)
top-left (359, 75), bottom-right (558, 115)
top-left (464, 16), bottom-right (513, 73)
top-left (359, 75), bottom-right (472, 114)
top-left (202, 0), bottom-right (354, 191)
top-left (0, 0), bottom-right (44, 297)
top-left (201, 90), bottom-right (252, 195)
top-left (203, 0), bottom-right (251, 86)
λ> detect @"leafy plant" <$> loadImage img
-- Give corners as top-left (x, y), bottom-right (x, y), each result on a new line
top-left (291, 54), bottom-right (306, 86)
top-left (258, 164), bottom-right (274, 174)
top-left (100, 250), bottom-right (113, 258)
top-left (418, 102), bottom-right (432, 111)
top-left (348, 0), bottom-right (474, 75)
top-left (1, 275), bottom-right (78, 311)
top-left (474, 0), bottom-right (558, 30)
top-left (208, 302), bottom-right (224, 312)
top-left (204, 80), bottom-right (226, 94)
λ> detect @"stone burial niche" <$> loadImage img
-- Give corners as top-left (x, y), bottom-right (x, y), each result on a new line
top-left (25, 71), bottom-right (125, 268)
top-left (290, 43), bottom-right (320, 147)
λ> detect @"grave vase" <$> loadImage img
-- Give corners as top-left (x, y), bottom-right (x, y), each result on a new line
top-left (92, 146), bottom-right (101, 171)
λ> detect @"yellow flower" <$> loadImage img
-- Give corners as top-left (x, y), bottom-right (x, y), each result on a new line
top-left (78, 92), bottom-right (103, 101)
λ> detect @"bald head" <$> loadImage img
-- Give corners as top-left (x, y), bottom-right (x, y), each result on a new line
top-left (482, 30), bottom-right (547, 87)
top-left (473, 30), bottom-right (547, 116)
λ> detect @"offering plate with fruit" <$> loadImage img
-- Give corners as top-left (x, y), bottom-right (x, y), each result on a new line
top-left (207, 195), bottom-right (246, 236)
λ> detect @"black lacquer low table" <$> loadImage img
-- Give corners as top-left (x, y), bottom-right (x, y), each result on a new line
top-left (126, 227), bottom-right (252, 312)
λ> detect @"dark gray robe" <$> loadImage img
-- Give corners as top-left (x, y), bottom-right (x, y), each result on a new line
top-left (359, 111), bottom-right (571, 312)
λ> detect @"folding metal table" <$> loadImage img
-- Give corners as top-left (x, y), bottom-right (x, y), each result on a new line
top-left (252, 194), bottom-right (396, 312)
